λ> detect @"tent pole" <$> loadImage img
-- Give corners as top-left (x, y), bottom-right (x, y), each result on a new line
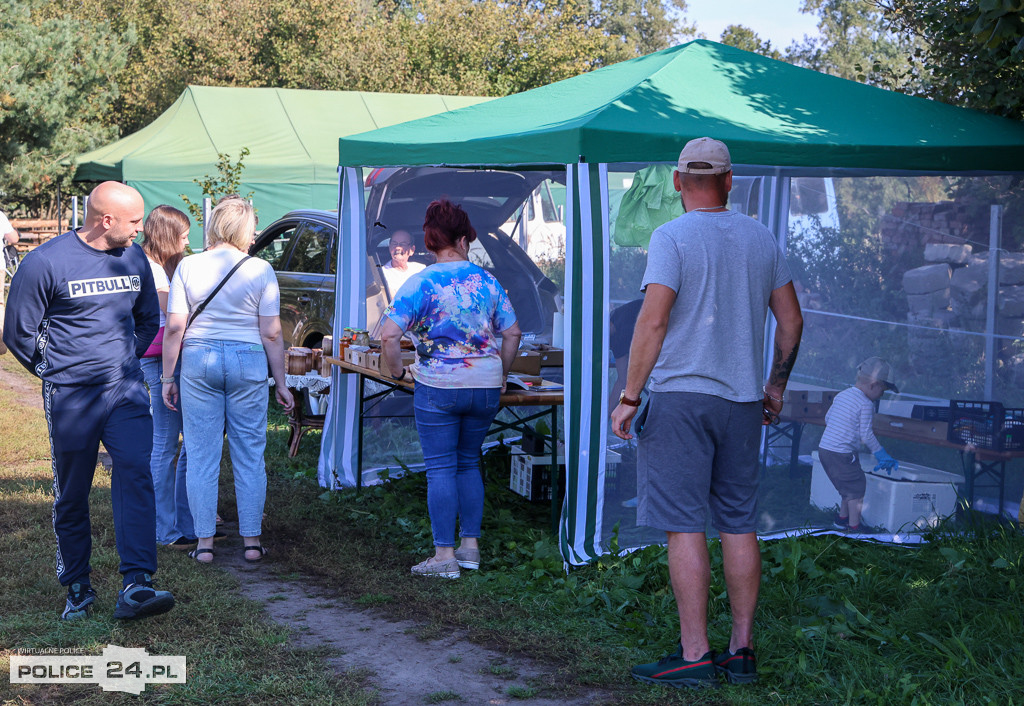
top-left (761, 173), bottom-right (791, 377)
top-left (984, 205), bottom-right (1002, 400)
top-left (202, 198), bottom-right (212, 249)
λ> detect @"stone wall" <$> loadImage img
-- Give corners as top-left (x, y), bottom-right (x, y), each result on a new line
top-left (895, 201), bottom-right (1024, 389)
top-left (880, 201), bottom-right (989, 257)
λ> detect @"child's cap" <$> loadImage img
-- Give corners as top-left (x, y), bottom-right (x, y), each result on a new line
top-left (857, 356), bottom-right (899, 393)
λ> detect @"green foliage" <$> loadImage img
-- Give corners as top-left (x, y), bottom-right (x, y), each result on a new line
top-left (179, 147), bottom-right (254, 226)
top-left (879, 0), bottom-right (1024, 120)
top-left (48, 0), bottom-right (696, 138)
top-left (0, 0), bottom-right (131, 215)
top-left (506, 684), bottom-right (538, 698)
top-left (719, 24), bottom-right (783, 60)
top-left (787, 0), bottom-right (924, 90)
top-left (424, 690), bottom-right (461, 703)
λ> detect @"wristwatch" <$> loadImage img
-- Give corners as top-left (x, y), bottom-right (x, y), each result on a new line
top-left (618, 390), bottom-right (641, 407)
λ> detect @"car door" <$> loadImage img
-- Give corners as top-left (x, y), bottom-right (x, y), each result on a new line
top-left (267, 220), bottom-right (332, 348)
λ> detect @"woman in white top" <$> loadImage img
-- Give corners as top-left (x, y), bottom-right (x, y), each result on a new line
top-left (139, 206), bottom-right (196, 549)
top-left (161, 197), bottom-right (293, 564)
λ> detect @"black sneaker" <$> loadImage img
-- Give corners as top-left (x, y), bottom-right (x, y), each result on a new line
top-left (714, 647), bottom-right (758, 684)
top-left (61, 582), bottom-right (97, 621)
top-left (833, 514), bottom-right (849, 530)
top-left (113, 573), bottom-right (175, 620)
top-left (167, 536), bottom-right (198, 550)
top-left (631, 645), bottom-right (719, 690)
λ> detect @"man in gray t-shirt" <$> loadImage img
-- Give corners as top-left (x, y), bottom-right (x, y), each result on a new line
top-left (611, 137), bottom-right (803, 689)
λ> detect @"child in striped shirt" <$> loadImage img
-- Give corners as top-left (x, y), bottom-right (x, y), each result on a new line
top-left (818, 357), bottom-right (900, 532)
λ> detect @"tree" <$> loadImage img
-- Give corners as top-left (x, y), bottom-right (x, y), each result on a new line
top-left (719, 24), bottom-right (783, 60)
top-left (786, 0), bottom-right (922, 90)
top-left (180, 148), bottom-right (254, 227)
top-left (0, 0), bottom-right (131, 215)
top-left (877, 0), bottom-right (1024, 120)
top-left (595, 0), bottom-right (696, 58)
top-left (49, 0), bottom-right (697, 136)
top-left (877, 1), bottom-right (1024, 250)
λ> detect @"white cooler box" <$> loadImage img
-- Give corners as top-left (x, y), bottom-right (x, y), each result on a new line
top-left (810, 451), bottom-right (963, 532)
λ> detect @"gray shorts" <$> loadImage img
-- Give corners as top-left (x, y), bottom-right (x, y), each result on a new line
top-left (636, 392), bottom-right (762, 534)
top-left (817, 448), bottom-right (866, 500)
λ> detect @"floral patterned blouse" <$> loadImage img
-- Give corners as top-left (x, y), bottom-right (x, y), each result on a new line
top-left (385, 261), bottom-right (518, 389)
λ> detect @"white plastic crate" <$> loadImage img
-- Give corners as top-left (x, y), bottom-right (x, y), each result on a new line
top-left (810, 451), bottom-right (963, 532)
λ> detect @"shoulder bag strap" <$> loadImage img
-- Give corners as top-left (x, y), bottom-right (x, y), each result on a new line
top-left (186, 255), bottom-right (252, 329)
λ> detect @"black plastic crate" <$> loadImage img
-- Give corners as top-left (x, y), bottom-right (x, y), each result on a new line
top-left (947, 400), bottom-right (1005, 450)
top-left (1001, 408), bottom-right (1024, 451)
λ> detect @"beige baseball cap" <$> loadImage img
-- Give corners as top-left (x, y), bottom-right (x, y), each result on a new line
top-left (857, 356), bottom-right (899, 393)
top-left (676, 137), bottom-right (732, 174)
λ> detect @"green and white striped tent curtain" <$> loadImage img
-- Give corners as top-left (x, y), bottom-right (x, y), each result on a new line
top-left (561, 163), bottom-right (611, 564)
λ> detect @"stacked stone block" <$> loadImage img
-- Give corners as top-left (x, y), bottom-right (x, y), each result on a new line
top-left (899, 211), bottom-right (1024, 380)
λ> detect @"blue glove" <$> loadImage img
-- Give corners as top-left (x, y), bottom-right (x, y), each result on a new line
top-left (873, 448), bottom-right (899, 474)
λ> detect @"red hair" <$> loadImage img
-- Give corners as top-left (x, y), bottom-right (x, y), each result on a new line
top-left (423, 199), bottom-right (476, 253)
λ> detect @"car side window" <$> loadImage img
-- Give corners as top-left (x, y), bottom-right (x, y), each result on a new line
top-left (254, 226), bottom-right (296, 269)
top-left (285, 222), bottom-right (332, 274)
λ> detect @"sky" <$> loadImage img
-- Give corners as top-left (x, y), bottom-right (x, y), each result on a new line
top-left (682, 0), bottom-right (821, 51)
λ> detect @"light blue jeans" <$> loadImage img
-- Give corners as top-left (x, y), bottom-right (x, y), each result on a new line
top-left (180, 338), bottom-right (269, 539)
top-left (413, 383), bottom-right (501, 547)
top-left (141, 357), bottom-right (194, 544)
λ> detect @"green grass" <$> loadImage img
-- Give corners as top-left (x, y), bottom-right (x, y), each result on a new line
top-left (258, 400), bottom-right (1024, 706)
top-left (506, 685), bottom-right (538, 699)
top-left (5, 353), bottom-right (1024, 705)
top-left (0, 356), bottom-right (375, 705)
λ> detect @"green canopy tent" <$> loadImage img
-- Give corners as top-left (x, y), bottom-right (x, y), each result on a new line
top-left (325, 39), bottom-right (1024, 565)
top-left (72, 86), bottom-right (490, 247)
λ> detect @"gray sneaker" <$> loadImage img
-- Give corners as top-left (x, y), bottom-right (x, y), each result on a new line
top-left (411, 556), bottom-right (460, 579)
top-left (113, 574), bottom-right (175, 620)
top-left (454, 546), bottom-right (480, 570)
top-left (61, 582), bottom-right (97, 621)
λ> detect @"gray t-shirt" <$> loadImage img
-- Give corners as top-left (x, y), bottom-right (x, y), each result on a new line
top-left (641, 210), bottom-right (792, 402)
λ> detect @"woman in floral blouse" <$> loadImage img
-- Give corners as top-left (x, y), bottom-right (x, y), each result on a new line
top-left (381, 199), bottom-right (522, 579)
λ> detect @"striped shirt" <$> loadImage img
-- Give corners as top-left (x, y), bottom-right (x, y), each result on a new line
top-left (819, 386), bottom-right (882, 454)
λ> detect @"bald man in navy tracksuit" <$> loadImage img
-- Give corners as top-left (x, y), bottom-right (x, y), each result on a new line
top-left (4, 181), bottom-right (175, 621)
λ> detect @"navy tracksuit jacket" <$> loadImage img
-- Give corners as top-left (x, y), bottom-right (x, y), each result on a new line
top-left (3, 231), bottom-right (160, 586)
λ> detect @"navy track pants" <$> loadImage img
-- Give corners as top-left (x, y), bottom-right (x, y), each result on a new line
top-left (43, 372), bottom-right (157, 587)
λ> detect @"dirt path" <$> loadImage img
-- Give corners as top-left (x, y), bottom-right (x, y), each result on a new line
top-left (214, 538), bottom-right (611, 705)
top-left (0, 364), bottom-right (614, 705)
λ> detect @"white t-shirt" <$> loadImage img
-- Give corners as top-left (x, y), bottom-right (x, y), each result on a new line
top-left (147, 257), bottom-right (170, 328)
top-left (168, 249), bottom-right (280, 345)
top-left (382, 260), bottom-right (426, 299)
top-left (0, 211), bottom-right (13, 241)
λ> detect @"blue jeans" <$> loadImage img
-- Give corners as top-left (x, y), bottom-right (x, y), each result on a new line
top-left (180, 338), bottom-right (269, 539)
top-left (141, 358), bottom-right (194, 544)
top-left (413, 383), bottom-right (501, 547)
